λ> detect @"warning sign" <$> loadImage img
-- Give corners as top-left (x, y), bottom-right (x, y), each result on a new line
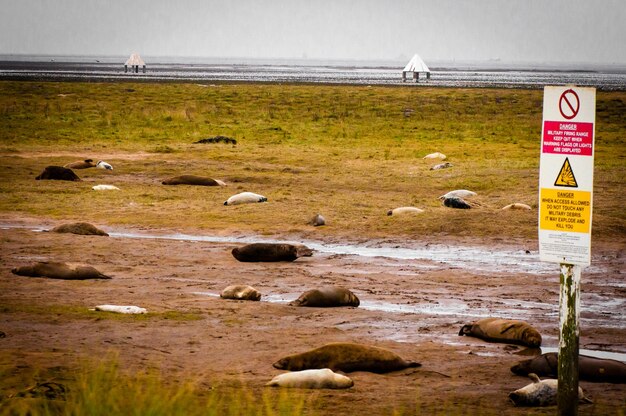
top-left (539, 86), bottom-right (595, 266)
top-left (554, 158), bottom-right (578, 187)
top-left (540, 189), bottom-right (591, 233)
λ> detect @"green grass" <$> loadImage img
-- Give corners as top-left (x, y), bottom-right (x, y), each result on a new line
top-left (0, 80), bottom-right (624, 242)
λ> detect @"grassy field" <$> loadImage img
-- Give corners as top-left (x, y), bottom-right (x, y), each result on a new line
top-left (0, 80), bottom-right (624, 242)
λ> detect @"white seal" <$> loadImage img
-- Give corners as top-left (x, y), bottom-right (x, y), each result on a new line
top-left (92, 185), bottom-right (120, 191)
top-left (502, 203), bottom-right (532, 210)
top-left (94, 305), bottom-right (147, 314)
top-left (423, 152), bottom-right (446, 160)
top-left (438, 189), bottom-right (477, 200)
top-left (224, 192), bottom-right (267, 205)
top-left (387, 207), bottom-right (424, 216)
top-left (266, 369), bottom-right (353, 389)
top-left (96, 160), bottom-right (113, 170)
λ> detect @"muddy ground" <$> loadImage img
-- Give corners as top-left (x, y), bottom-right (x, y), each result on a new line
top-left (0, 216), bottom-right (624, 414)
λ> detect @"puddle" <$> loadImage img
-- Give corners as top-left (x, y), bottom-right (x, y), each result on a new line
top-left (540, 347), bottom-right (626, 362)
top-left (0, 223), bottom-right (608, 275)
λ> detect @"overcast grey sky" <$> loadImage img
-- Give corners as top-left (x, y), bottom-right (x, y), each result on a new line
top-left (1, 0), bottom-right (624, 65)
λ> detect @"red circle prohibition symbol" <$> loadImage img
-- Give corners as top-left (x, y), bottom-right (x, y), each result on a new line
top-left (559, 89), bottom-right (580, 120)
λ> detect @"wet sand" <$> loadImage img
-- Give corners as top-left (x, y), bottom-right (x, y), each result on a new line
top-left (1, 217), bottom-right (624, 414)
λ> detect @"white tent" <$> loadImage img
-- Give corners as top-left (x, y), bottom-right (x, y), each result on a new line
top-left (402, 54), bottom-right (430, 82)
top-left (125, 53), bottom-right (146, 73)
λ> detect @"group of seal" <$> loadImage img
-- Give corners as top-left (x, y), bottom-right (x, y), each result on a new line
top-left (231, 243), bottom-right (312, 262)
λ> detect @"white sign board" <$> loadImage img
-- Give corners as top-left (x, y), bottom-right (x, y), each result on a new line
top-left (539, 86), bottom-right (595, 266)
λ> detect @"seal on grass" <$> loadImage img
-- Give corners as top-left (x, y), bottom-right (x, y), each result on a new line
top-left (387, 207), bottom-right (424, 216)
top-left (502, 203), bottom-right (532, 210)
top-left (266, 369), bottom-right (354, 389)
top-left (423, 152), bottom-right (446, 160)
top-left (308, 213), bottom-right (326, 226)
top-left (459, 317), bottom-right (542, 348)
top-left (96, 160), bottom-right (113, 170)
top-left (220, 285), bottom-right (262, 301)
top-left (438, 189), bottom-right (477, 200)
top-left (35, 166), bottom-right (81, 181)
top-left (511, 352), bottom-right (626, 384)
top-left (49, 222), bottom-right (109, 236)
top-left (442, 197), bottom-right (471, 209)
top-left (508, 373), bottom-right (592, 407)
top-left (64, 159), bottom-right (97, 169)
top-left (232, 243), bottom-right (313, 262)
top-left (11, 261), bottom-right (111, 280)
top-left (162, 175), bottom-right (225, 186)
top-left (224, 192), bottom-right (267, 205)
top-left (273, 342), bottom-right (420, 374)
top-left (289, 287), bottom-right (360, 307)
top-left (430, 162), bottom-right (453, 170)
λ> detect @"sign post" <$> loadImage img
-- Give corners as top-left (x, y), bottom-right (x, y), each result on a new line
top-left (539, 86), bottom-right (595, 416)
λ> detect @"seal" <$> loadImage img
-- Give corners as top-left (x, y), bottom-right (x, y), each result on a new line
top-left (387, 207), bottom-right (424, 216)
top-left (232, 243), bottom-right (313, 262)
top-left (442, 197), bottom-right (471, 209)
top-left (161, 175), bottom-right (225, 186)
top-left (502, 203), bottom-right (532, 210)
top-left (224, 192), bottom-right (267, 205)
top-left (511, 352), bottom-right (626, 384)
top-left (96, 160), bottom-right (113, 170)
top-left (92, 185), bottom-right (120, 191)
top-left (430, 162), bottom-right (453, 170)
top-left (423, 152), bottom-right (446, 160)
top-left (220, 285), bottom-right (262, 301)
top-left (458, 317), bottom-right (542, 348)
top-left (94, 305), bottom-right (147, 314)
top-left (289, 287), bottom-right (360, 307)
top-left (64, 159), bottom-right (96, 169)
top-left (35, 166), bottom-right (81, 181)
top-left (508, 373), bottom-right (592, 407)
top-left (266, 369), bottom-right (354, 389)
top-left (11, 261), bottom-right (111, 280)
top-left (438, 189), bottom-right (477, 200)
top-left (273, 342), bottom-right (421, 374)
top-left (308, 213), bottom-right (326, 226)
top-left (49, 222), bottom-right (109, 236)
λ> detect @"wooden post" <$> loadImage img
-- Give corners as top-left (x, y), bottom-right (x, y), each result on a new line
top-left (558, 263), bottom-right (580, 416)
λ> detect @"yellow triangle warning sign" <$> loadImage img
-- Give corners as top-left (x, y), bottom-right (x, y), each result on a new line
top-left (554, 157), bottom-right (578, 187)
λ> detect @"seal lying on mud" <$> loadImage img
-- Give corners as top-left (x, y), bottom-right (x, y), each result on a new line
top-left (220, 285), bottom-right (262, 301)
top-left (266, 369), bottom-right (354, 389)
top-left (161, 175), bottom-right (226, 186)
top-left (35, 166), bottom-right (81, 181)
top-left (224, 192), bottom-right (267, 205)
top-left (387, 207), bottom-right (424, 216)
top-left (12, 261), bottom-right (111, 280)
top-left (232, 243), bottom-right (313, 262)
top-left (64, 159), bottom-right (97, 169)
top-left (459, 317), bottom-right (542, 348)
top-left (511, 352), bottom-right (626, 384)
top-left (508, 373), bottom-right (592, 407)
top-left (273, 342), bottom-right (421, 374)
top-left (49, 222), bottom-right (109, 236)
top-left (289, 287), bottom-right (360, 307)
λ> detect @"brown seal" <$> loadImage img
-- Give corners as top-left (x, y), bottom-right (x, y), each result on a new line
top-left (161, 175), bottom-right (224, 186)
top-left (459, 317), bottom-right (542, 348)
top-left (11, 262), bottom-right (111, 280)
top-left (49, 222), bottom-right (109, 236)
top-left (232, 243), bottom-right (313, 262)
top-left (220, 285), bottom-right (262, 301)
top-left (35, 166), bottom-right (81, 181)
top-left (289, 287), bottom-right (360, 307)
top-left (64, 159), bottom-right (97, 169)
top-left (273, 342), bottom-right (421, 374)
top-left (511, 352), bottom-right (626, 384)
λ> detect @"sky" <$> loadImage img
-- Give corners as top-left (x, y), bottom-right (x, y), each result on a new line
top-left (1, 0), bottom-right (625, 66)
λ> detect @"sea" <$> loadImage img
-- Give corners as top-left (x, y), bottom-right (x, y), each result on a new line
top-left (1, 55), bottom-right (625, 91)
